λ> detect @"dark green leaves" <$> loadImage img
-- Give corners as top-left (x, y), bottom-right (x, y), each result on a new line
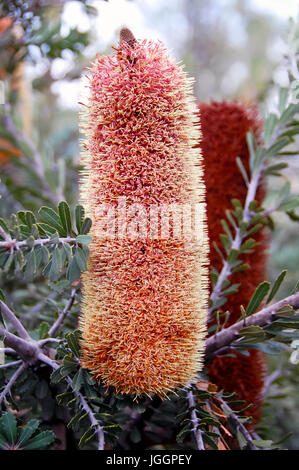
top-left (67, 255), bottom-right (81, 282)
top-left (238, 325), bottom-right (266, 343)
top-left (0, 413), bottom-right (54, 450)
top-left (267, 270), bottom-right (287, 303)
top-left (21, 430), bottom-right (55, 450)
top-left (58, 201), bottom-right (72, 235)
top-left (66, 331), bottom-right (81, 358)
top-left (1, 412), bottom-right (17, 444)
top-left (75, 205), bottom-right (92, 235)
top-left (245, 281), bottom-right (271, 316)
top-left (39, 206), bottom-right (66, 236)
top-left (75, 205), bottom-right (85, 233)
top-left (0, 203), bottom-right (92, 283)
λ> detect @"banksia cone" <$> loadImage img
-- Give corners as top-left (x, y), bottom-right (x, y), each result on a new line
top-left (199, 101), bottom-right (266, 424)
top-left (79, 30), bottom-right (209, 397)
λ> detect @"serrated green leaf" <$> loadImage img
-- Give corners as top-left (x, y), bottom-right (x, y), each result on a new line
top-left (22, 430), bottom-right (55, 450)
top-left (16, 420), bottom-right (39, 448)
top-left (0, 412), bottom-right (17, 444)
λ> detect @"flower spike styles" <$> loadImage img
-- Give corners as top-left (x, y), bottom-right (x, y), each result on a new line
top-left (79, 30), bottom-right (209, 397)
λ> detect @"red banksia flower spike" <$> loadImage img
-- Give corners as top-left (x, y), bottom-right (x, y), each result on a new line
top-left (199, 101), bottom-right (267, 425)
top-left (79, 29), bottom-right (209, 397)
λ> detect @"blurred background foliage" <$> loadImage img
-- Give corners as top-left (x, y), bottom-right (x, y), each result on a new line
top-left (0, 0), bottom-right (299, 449)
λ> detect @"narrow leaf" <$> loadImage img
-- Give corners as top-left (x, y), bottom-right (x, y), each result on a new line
top-left (245, 281), bottom-right (271, 316)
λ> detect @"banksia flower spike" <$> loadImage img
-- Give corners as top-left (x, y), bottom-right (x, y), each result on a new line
top-left (199, 101), bottom-right (266, 424)
top-left (79, 29), bottom-right (209, 397)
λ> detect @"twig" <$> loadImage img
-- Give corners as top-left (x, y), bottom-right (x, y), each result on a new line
top-left (0, 236), bottom-right (77, 251)
top-left (0, 326), bottom-right (39, 364)
top-left (209, 166), bottom-right (264, 316)
top-left (0, 362), bottom-right (27, 406)
top-left (37, 338), bottom-right (61, 346)
top-left (0, 300), bottom-right (31, 340)
top-left (209, 117), bottom-right (285, 319)
top-left (263, 369), bottom-right (282, 395)
top-left (205, 291), bottom-right (299, 362)
top-left (74, 380), bottom-right (105, 451)
top-left (0, 226), bottom-right (12, 244)
top-left (217, 395), bottom-right (258, 450)
top-left (0, 360), bottom-right (22, 369)
top-left (0, 348), bottom-right (17, 356)
top-left (187, 390), bottom-right (205, 450)
top-left (38, 353), bottom-right (105, 450)
top-left (0, 320), bottom-right (105, 450)
top-left (48, 288), bottom-right (78, 337)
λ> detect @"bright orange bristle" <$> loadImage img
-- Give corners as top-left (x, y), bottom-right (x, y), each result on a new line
top-left (79, 33), bottom-right (209, 397)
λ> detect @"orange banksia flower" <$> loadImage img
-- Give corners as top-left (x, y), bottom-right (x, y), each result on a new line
top-left (199, 101), bottom-right (266, 424)
top-left (79, 30), bottom-right (209, 397)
